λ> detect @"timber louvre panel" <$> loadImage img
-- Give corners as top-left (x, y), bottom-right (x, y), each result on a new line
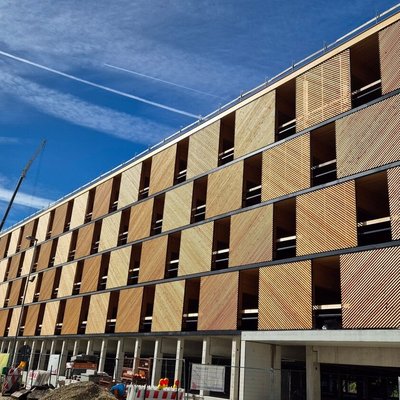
top-left (139, 236), bottom-right (168, 283)
top-left (258, 261), bottom-right (312, 330)
top-left (296, 50), bottom-right (351, 131)
top-left (20, 220), bottom-right (36, 251)
top-left (8, 307), bottom-right (21, 336)
top-left (118, 163), bottom-right (142, 208)
top-left (57, 262), bottom-right (77, 297)
top-left (51, 202), bottom-right (69, 237)
top-left (80, 256), bottom-right (101, 293)
top-left (86, 292), bottom-right (109, 334)
top-left (107, 247), bottom-right (131, 289)
top-left (98, 212), bottom-right (121, 251)
top-left (23, 304), bottom-right (40, 336)
top-left (162, 182), bottom-right (193, 232)
top-left (341, 247), bottom-right (400, 329)
top-left (234, 91), bottom-right (275, 158)
top-left (8, 253), bottom-right (22, 280)
top-left (21, 248), bottom-right (33, 276)
top-left (35, 213), bottom-right (50, 243)
top-left (336, 94), bottom-right (400, 178)
top-left (127, 198), bottom-right (154, 242)
top-left (187, 121), bottom-right (220, 179)
top-left (24, 277), bottom-right (36, 304)
top-left (262, 134), bottom-right (311, 201)
top-left (198, 272), bottom-right (239, 331)
top-left (92, 179), bottom-right (113, 220)
top-left (149, 144), bottom-right (177, 196)
top-left (54, 232), bottom-right (72, 265)
top-left (75, 223), bottom-right (95, 259)
top-left (38, 269), bottom-right (56, 301)
top-left (152, 280), bottom-right (185, 332)
top-left (0, 310), bottom-right (9, 336)
top-left (229, 206), bottom-right (273, 267)
top-left (115, 287), bottom-right (143, 333)
top-left (41, 301), bottom-right (60, 336)
top-left (0, 259), bottom-right (6, 283)
top-left (0, 235), bottom-right (9, 260)
top-left (36, 241), bottom-right (53, 271)
top-left (8, 279), bottom-right (23, 306)
top-left (379, 20), bottom-right (400, 94)
top-left (388, 167), bottom-right (400, 240)
top-left (0, 283), bottom-right (8, 307)
top-left (61, 297), bottom-right (82, 334)
top-left (206, 161), bottom-right (244, 218)
top-left (70, 192), bottom-right (89, 229)
top-left (7, 228), bottom-right (20, 256)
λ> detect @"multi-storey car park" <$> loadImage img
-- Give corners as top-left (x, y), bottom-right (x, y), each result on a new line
top-left (0, 6), bottom-right (399, 400)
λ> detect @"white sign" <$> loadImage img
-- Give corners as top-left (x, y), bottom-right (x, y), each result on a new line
top-left (190, 364), bottom-right (225, 392)
top-left (47, 354), bottom-right (60, 375)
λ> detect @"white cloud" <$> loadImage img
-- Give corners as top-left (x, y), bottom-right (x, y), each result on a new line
top-left (0, 136), bottom-right (19, 144)
top-left (0, 185), bottom-right (53, 209)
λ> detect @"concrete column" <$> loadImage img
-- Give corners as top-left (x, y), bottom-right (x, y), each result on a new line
top-left (98, 339), bottom-right (108, 373)
top-left (73, 340), bottom-right (80, 356)
top-left (133, 338), bottom-right (142, 372)
top-left (49, 340), bottom-right (56, 356)
top-left (174, 339), bottom-right (184, 385)
top-left (113, 339), bottom-right (125, 380)
top-left (58, 340), bottom-right (69, 376)
top-left (200, 337), bottom-right (212, 397)
top-left (0, 341), bottom-right (6, 353)
top-left (151, 339), bottom-right (163, 386)
top-left (230, 337), bottom-right (240, 400)
top-left (306, 346), bottom-right (321, 400)
top-left (37, 341), bottom-right (48, 370)
top-left (86, 339), bottom-right (94, 356)
top-left (28, 340), bottom-right (37, 371)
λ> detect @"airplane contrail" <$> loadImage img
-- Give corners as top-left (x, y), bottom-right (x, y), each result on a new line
top-left (105, 63), bottom-right (225, 99)
top-left (0, 49), bottom-right (199, 119)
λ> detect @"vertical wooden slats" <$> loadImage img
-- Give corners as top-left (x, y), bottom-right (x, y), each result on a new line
top-left (107, 247), bottom-right (131, 289)
top-left (179, 222), bottom-right (213, 276)
top-left (187, 121), bottom-right (220, 179)
top-left (152, 281), bottom-right (185, 332)
top-left (21, 248), bottom-right (34, 276)
top-left (20, 220), bottom-right (36, 251)
top-left (51, 203), bottom-right (69, 237)
top-left (0, 310), bottom-right (9, 336)
top-left (149, 144), bottom-right (177, 195)
top-left (86, 292), bottom-right (109, 334)
top-left (61, 297), bottom-right (82, 334)
top-left (162, 182), bottom-right (193, 232)
top-left (99, 212), bottom-right (121, 251)
top-left (74, 223), bottom-right (95, 259)
top-left (7, 228), bottom-right (21, 256)
top-left (54, 233), bottom-right (72, 265)
top-left (8, 253), bottom-right (22, 280)
top-left (80, 256), bottom-right (101, 293)
top-left (41, 301), bottom-right (60, 336)
top-left (198, 272), bottom-right (238, 330)
top-left (388, 167), bottom-right (400, 240)
top-left (258, 261), bottom-right (312, 329)
top-left (57, 262), bottom-right (77, 297)
top-left (0, 234), bottom-right (10, 260)
top-left (36, 241), bottom-right (53, 271)
top-left (206, 162), bottom-right (243, 218)
top-left (118, 163), bottom-right (142, 208)
top-left (127, 198), bottom-right (154, 242)
top-left (229, 206), bottom-right (273, 267)
top-left (139, 236), bottom-right (167, 283)
top-left (23, 304), bottom-right (40, 336)
top-left (296, 50), bottom-right (351, 131)
top-left (297, 181), bottom-right (357, 255)
top-left (8, 307), bottom-right (21, 336)
top-left (35, 213), bottom-right (50, 243)
top-left (341, 247), bottom-right (400, 328)
top-left (0, 259), bottom-right (6, 283)
top-left (9, 279), bottom-right (23, 306)
top-left (92, 179), bottom-right (113, 220)
top-left (262, 134), bottom-right (310, 201)
top-left (336, 94), bottom-right (400, 178)
top-left (115, 287), bottom-right (143, 333)
top-left (235, 91), bottom-right (275, 158)
top-left (38, 269), bottom-right (56, 301)
top-left (379, 20), bottom-right (400, 94)
top-left (25, 277), bottom-right (36, 304)
top-left (0, 283), bottom-right (8, 307)
top-left (70, 192), bottom-right (89, 230)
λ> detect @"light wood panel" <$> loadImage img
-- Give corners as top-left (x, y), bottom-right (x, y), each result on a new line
top-left (25, 276), bottom-right (37, 304)
top-left (296, 50), bottom-right (351, 131)
top-left (206, 162), bottom-right (243, 218)
top-left (127, 198), bottom-right (154, 242)
top-left (54, 232), bottom-right (72, 265)
top-left (21, 248), bottom-right (34, 276)
top-left (51, 202), bottom-right (69, 237)
top-left (38, 269), bottom-right (56, 301)
top-left (341, 247), bottom-right (400, 328)
top-left (336, 94), bottom-right (400, 178)
top-left (152, 280), bottom-right (185, 332)
top-left (297, 181), bottom-right (357, 255)
top-left (8, 253), bottom-right (22, 280)
top-left (262, 134), bottom-right (311, 201)
top-left (57, 262), bottom-right (77, 297)
top-left (259, 261), bottom-right (312, 329)
top-left (149, 144), bottom-right (177, 195)
top-left (36, 240), bottom-right (53, 271)
top-left (0, 309), bottom-right (9, 336)
top-left (235, 91), bottom-right (275, 158)
top-left (23, 304), bottom-right (40, 336)
top-left (80, 256), bottom-right (101, 293)
top-left (0, 283), bottom-right (8, 307)
top-left (379, 20), bottom-right (400, 94)
top-left (107, 247), bottom-right (131, 289)
top-left (41, 301), bottom-right (60, 336)
top-left (8, 307), bottom-right (21, 336)
top-left (0, 234), bottom-right (9, 259)
top-left (9, 279), bottom-right (23, 306)
top-left (70, 192), bottom-right (89, 229)
top-left (36, 212), bottom-right (50, 243)
top-left (118, 163), bottom-right (142, 208)
top-left (179, 222), bottom-right (213, 276)
top-left (388, 167), bottom-right (400, 240)
top-left (75, 223), bottom-right (95, 259)
top-left (92, 179), bottom-right (113, 220)
top-left (86, 292), bottom-right (109, 334)
top-left (115, 287), bottom-right (143, 333)
top-left (229, 206), bottom-right (273, 267)
top-left (139, 236), bottom-right (167, 283)
top-left (198, 272), bottom-right (238, 330)
top-left (61, 297), bottom-right (82, 334)
top-left (20, 220), bottom-right (36, 251)
top-left (162, 182), bottom-right (193, 232)
top-left (99, 212), bottom-right (121, 251)
top-left (0, 259), bottom-right (7, 283)
top-left (7, 228), bottom-right (21, 256)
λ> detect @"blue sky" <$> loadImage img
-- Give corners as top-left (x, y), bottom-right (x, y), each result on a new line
top-left (0, 0), bottom-right (398, 229)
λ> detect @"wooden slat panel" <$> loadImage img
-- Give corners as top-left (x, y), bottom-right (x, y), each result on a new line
top-left (139, 236), bottom-right (167, 283)
top-left (107, 247), bottom-right (131, 289)
top-left (23, 304), bottom-right (40, 336)
top-left (341, 247), bottom-right (400, 328)
top-left (162, 182), bottom-right (193, 232)
top-left (57, 262), bottom-right (77, 297)
top-left (179, 222), bottom-right (213, 276)
top-left (206, 162), bottom-right (243, 218)
top-left (336, 94), bottom-right (400, 178)
top-left (259, 261), bottom-right (312, 329)
top-left (297, 181), bottom-right (357, 255)
top-left (119, 163), bottom-right (142, 208)
top-left (0, 259), bottom-right (7, 283)
top-left (54, 233), bottom-right (72, 265)
top-left (41, 301), bottom-right (60, 336)
top-left (51, 202), bottom-right (69, 237)
top-left (379, 20), bottom-right (400, 94)
top-left (36, 241), bottom-right (53, 271)
top-left (99, 212), bottom-right (121, 251)
top-left (81, 256), bottom-right (101, 293)
top-left (262, 134), bottom-right (310, 201)
top-left (19, 220), bottom-right (36, 251)
top-left (61, 297), bottom-right (82, 334)
top-left (388, 167), bottom-right (400, 240)
top-left (21, 248), bottom-right (34, 276)
top-left (38, 269), bottom-right (56, 301)
top-left (25, 276), bottom-right (36, 304)
top-left (115, 287), bottom-right (143, 333)
top-left (92, 179), bottom-right (113, 220)
top-left (7, 228), bottom-right (21, 256)
top-left (75, 223), bottom-right (95, 259)
top-left (229, 206), bottom-right (273, 267)
top-left (0, 309), bottom-right (9, 336)
top-left (127, 198), bottom-right (154, 242)
top-left (187, 121), bottom-right (220, 179)
top-left (9, 279), bottom-right (23, 306)
top-left (8, 307), bottom-right (21, 336)
top-left (8, 253), bottom-right (22, 280)
top-left (152, 281), bottom-right (184, 332)
top-left (0, 283), bottom-right (8, 307)
top-left (149, 144), bottom-right (177, 195)
top-left (198, 272), bottom-right (238, 330)
top-left (296, 50), bottom-right (351, 131)
top-left (235, 91), bottom-right (275, 158)
top-left (0, 234), bottom-right (10, 260)
top-left (86, 292), bottom-right (109, 334)
top-left (70, 192), bottom-right (89, 229)
top-left (36, 212), bottom-right (50, 243)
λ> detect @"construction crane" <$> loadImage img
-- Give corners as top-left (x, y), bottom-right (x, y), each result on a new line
top-left (0, 139), bottom-right (46, 232)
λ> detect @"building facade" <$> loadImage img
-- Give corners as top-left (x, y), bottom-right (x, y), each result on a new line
top-left (0, 10), bottom-right (399, 400)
